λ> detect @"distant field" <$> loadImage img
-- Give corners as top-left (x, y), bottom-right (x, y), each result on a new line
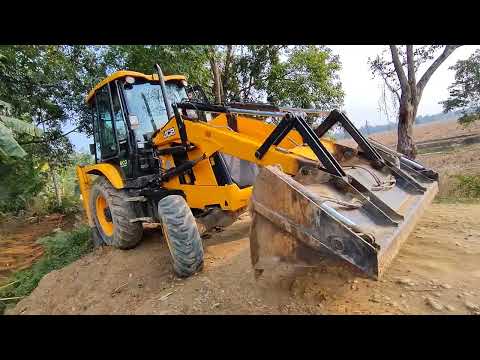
top-left (366, 118), bottom-right (480, 146)
top-left (339, 118), bottom-right (480, 148)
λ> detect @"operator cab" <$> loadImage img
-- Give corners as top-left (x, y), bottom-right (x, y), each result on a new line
top-left (86, 71), bottom-right (189, 180)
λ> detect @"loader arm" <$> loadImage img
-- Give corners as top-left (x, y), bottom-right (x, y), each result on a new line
top-left (153, 112), bottom-right (349, 178)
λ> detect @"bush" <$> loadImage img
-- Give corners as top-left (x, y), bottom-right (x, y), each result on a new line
top-left (0, 158), bottom-right (46, 214)
top-left (0, 226), bottom-right (92, 314)
top-left (455, 175), bottom-right (480, 199)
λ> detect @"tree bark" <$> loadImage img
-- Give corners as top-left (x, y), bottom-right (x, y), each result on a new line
top-left (221, 45), bottom-right (233, 101)
top-left (51, 167), bottom-right (62, 208)
top-left (397, 92), bottom-right (418, 159)
top-left (208, 47), bottom-right (223, 104)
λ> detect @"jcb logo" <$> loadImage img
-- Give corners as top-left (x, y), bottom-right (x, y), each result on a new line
top-left (163, 128), bottom-right (175, 138)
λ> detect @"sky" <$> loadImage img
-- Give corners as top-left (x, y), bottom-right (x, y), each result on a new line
top-left (67, 45), bottom-right (480, 153)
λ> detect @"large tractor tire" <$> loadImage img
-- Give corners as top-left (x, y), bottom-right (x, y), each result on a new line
top-left (157, 195), bottom-right (204, 278)
top-left (89, 177), bottom-right (143, 249)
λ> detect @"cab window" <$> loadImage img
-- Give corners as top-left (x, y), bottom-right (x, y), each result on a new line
top-left (123, 79), bottom-right (188, 142)
top-left (94, 85), bottom-right (117, 159)
top-left (110, 82), bottom-right (128, 142)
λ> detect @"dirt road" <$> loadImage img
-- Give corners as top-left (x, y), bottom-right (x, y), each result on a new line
top-left (8, 202), bottom-right (480, 315)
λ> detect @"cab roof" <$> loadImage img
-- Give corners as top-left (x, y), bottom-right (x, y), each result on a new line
top-left (86, 70), bottom-right (187, 103)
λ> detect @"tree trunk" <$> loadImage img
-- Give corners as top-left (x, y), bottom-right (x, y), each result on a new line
top-left (396, 95), bottom-right (418, 160)
top-left (209, 50), bottom-right (223, 104)
top-left (51, 167), bottom-right (62, 208)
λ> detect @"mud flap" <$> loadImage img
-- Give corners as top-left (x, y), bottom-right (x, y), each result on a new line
top-left (249, 161), bottom-right (438, 279)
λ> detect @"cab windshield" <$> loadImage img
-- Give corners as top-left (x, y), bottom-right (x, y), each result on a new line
top-left (123, 80), bottom-right (188, 140)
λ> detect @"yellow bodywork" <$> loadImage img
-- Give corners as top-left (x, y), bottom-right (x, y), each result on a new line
top-left (76, 163), bottom-right (124, 226)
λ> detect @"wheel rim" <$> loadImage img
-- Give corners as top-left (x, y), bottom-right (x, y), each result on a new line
top-left (95, 194), bottom-right (114, 236)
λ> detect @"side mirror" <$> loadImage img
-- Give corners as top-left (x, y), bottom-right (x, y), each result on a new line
top-left (89, 144), bottom-right (96, 155)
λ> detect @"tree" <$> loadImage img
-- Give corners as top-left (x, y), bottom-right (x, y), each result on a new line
top-left (442, 49), bottom-right (480, 127)
top-left (265, 46), bottom-right (343, 109)
top-left (203, 45), bottom-right (345, 114)
top-left (369, 45), bottom-right (461, 159)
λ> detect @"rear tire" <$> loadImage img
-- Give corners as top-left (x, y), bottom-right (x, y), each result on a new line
top-left (157, 195), bottom-right (204, 278)
top-left (89, 177), bottom-right (143, 249)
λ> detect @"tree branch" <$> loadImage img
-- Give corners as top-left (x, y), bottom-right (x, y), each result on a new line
top-left (416, 45), bottom-right (461, 94)
top-left (222, 45), bottom-right (234, 92)
top-left (19, 125), bottom-right (81, 145)
top-left (406, 45), bottom-right (416, 85)
top-left (389, 45), bottom-right (408, 92)
top-left (379, 71), bottom-right (401, 102)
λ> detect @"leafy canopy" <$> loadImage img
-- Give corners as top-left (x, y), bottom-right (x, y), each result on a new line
top-left (104, 45), bottom-right (344, 110)
top-left (442, 49), bottom-right (480, 126)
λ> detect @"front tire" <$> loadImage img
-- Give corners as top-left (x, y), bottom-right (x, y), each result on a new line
top-left (89, 177), bottom-right (143, 249)
top-left (158, 195), bottom-right (204, 278)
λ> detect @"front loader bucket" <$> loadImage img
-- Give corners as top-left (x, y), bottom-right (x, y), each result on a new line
top-left (249, 141), bottom-right (438, 279)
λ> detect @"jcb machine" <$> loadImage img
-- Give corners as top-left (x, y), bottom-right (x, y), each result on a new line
top-left (77, 64), bottom-right (438, 278)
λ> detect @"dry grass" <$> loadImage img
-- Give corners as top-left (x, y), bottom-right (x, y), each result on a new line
top-left (368, 119), bottom-right (480, 147)
top-left (338, 118), bottom-right (480, 148)
top-left (417, 143), bottom-right (480, 200)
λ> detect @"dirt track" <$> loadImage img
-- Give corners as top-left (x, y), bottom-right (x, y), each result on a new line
top-left (8, 202), bottom-right (480, 315)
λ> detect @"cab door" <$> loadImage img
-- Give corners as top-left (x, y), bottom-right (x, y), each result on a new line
top-left (93, 85), bottom-right (118, 161)
top-left (92, 84), bottom-right (132, 177)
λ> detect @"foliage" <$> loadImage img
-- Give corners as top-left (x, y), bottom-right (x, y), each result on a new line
top-left (0, 100), bottom-right (42, 159)
top-left (442, 49), bottom-right (480, 127)
top-left (214, 45), bottom-right (344, 108)
top-left (0, 226), bottom-right (93, 313)
top-left (105, 45), bottom-right (211, 93)
top-left (0, 151), bottom-right (92, 215)
top-left (265, 46), bottom-right (343, 109)
top-left (0, 45), bottom-right (107, 151)
top-left (454, 175), bottom-right (480, 199)
top-left (0, 156), bottom-right (46, 212)
top-left (104, 45), bottom-right (344, 111)
top-left (44, 152), bottom-right (93, 214)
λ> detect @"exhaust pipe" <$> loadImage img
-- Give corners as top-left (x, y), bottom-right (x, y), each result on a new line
top-left (154, 64), bottom-right (174, 120)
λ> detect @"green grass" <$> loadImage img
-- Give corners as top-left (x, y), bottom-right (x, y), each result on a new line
top-left (0, 226), bottom-right (93, 314)
top-left (455, 175), bottom-right (480, 198)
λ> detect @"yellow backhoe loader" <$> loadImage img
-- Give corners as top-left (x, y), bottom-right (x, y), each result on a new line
top-left (77, 64), bottom-right (438, 278)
